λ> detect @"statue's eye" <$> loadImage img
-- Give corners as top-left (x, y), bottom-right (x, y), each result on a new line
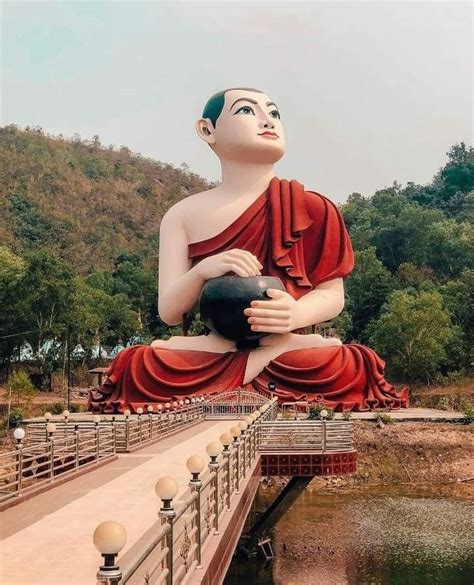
top-left (269, 110), bottom-right (281, 119)
top-left (235, 106), bottom-right (255, 116)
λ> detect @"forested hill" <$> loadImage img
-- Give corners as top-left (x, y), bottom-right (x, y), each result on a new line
top-left (0, 125), bottom-right (213, 273)
top-left (0, 124), bottom-right (472, 386)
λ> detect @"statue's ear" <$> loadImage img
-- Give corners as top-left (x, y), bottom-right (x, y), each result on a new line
top-left (196, 117), bottom-right (216, 146)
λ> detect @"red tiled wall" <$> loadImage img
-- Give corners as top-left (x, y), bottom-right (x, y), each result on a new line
top-left (260, 450), bottom-right (357, 476)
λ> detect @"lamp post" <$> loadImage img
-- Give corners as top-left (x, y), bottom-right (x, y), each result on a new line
top-left (155, 476), bottom-right (179, 518)
top-left (14, 427), bottom-right (25, 495)
top-left (268, 381), bottom-right (276, 401)
top-left (237, 421), bottom-right (248, 475)
top-left (124, 409), bottom-right (131, 451)
top-left (44, 412), bottom-right (52, 442)
top-left (155, 477), bottom-right (179, 585)
top-left (136, 408), bottom-right (143, 442)
top-left (147, 405), bottom-right (154, 439)
top-left (93, 521), bottom-right (127, 585)
top-left (186, 455), bottom-right (204, 567)
top-left (14, 426), bottom-right (25, 446)
top-left (207, 442), bottom-right (222, 535)
top-left (320, 409), bottom-right (328, 452)
top-left (157, 404), bottom-right (163, 434)
top-left (186, 455), bottom-right (204, 490)
top-left (219, 433), bottom-right (232, 510)
top-left (46, 422), bottom-right (56, 479)
top-left (230, 426), bottom-right (242, 493)
top-left (92, 415), bottom-right (101, 459)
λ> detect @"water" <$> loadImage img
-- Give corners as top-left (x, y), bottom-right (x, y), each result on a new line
top-left (224, 483), bottom-right (474, 585)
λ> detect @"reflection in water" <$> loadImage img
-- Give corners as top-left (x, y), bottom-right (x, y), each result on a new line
top-left (225, 485), bottom-right (474, 585)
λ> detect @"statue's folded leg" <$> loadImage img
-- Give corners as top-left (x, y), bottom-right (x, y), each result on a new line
top-left (246, 343), bottom-right (409, 412)
top-left (88, 344), bottom-right (250, 414)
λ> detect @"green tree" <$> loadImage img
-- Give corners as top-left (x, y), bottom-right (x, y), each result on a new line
top-left (344, 247), bottom-right (396, 342)
top-left (16, 251), bottom-right (75, 373)
top-left (367, 290), bottom-right (455, 384)
top-left (0, 247), bottom-right (26, 364)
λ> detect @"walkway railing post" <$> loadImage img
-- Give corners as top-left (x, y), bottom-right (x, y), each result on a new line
top-left (235, 443), bottom-right (240, 494)
top-left (96, 426), bottom-right (100, 462)
top-left (74, 425), bottom-right (80, 470)
top-left (207, 442), bottom-right (222, 536)
top-left (187, 455), bottom-right (205, 569)
top-left (147, 407), bottom-right (153, 439)
top-left (16, 442), bottom-right (23, 496)
top-left (220, 433), bottom-right (232, 512)
top-left (137, 409), bottom-right (143, 443)
top-left (322, 420), bottom-right (327, 452)
top-left (49, 437), bottom-right (55, 480)
top-left (111, 417), bottom-right (117, 454)
top-left (156, 477), bottom-right (178, 585)
top-left (226, 454), bottom-right (231, 510)
top-left (93, 521), bottom-right (126, 585)
top-left (124, 410), bottom-right (130, 451)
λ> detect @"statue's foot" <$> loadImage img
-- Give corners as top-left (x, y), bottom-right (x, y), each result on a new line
top-left (151, 332), bottom-right (238, 353)
top-left (260, 332), bottom-right (342, 351)
top-left (243, 333), bottom-right (342, 384)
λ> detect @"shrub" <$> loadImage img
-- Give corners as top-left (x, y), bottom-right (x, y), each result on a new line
top-left (342, 411), bottom-right (352, 420)
top-left (50, 402), bottom-right (65, 415)
top-left (8, 408), bottom-right (24, 428)
top-left (308, 404), bottom-right (335, 420)
top-left (463, 407), bottom-right (474, 425)
top-left (373, 412), bottom-right (394, 425)
top-left (7, 370), bottom-right (36, 407)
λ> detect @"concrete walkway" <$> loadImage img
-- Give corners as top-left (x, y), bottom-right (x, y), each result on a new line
top-left (0, 420), bottom-right (238, 585)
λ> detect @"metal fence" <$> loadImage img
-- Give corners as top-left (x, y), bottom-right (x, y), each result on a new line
top-left (121, 421), bottom-right (261, 585)
top-left (94, 408), bottom-right (353, 585)
top-left (202, 387), bottom-right (272, 419)
top-left (1, 399), bottom-right (278, 504)
top-left (0, 426), bottom-right (115, 503)
top-left (258, 420), bottom-right (354, 452)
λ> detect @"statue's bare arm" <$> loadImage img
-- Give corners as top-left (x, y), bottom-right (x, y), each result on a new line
top-left (158, 203), bottom-right (263, 326)
top-left (243, 278), bottom-right (345, 335)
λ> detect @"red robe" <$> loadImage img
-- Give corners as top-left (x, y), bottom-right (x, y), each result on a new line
top-left (90, 177), bottom-right (408, 413)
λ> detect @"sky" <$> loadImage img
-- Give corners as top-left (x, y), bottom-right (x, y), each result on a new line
top-left (1, 0), bottom-right (472, 203)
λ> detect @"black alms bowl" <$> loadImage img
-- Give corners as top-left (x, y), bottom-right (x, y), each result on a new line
top-left (199, 275), bottom-right (286, 349)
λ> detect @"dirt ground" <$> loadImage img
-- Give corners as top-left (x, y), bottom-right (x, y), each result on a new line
top-left (304, 421), bottom-right (473, 495)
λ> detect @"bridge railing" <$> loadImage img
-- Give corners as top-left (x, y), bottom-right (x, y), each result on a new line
top-left (1, 404), bottom-right (205, 504)
top-left (202, 387), bottom-right (275, 419)
top-left (0, 426), bottom-right (115, 503)
top-left (258, 420), bottom-right (354, 452)
top-left (92, 402), bottom-right (355, 584)
top-left (21, 403), bottom-right (205, 451)
top-left (117, 415), bottom-right (263, 585)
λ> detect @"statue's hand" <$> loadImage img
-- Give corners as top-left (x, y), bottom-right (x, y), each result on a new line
top-left (195, 249), bottom-right (262, 280)
top-left (244, 288), bottom-right (300, 334)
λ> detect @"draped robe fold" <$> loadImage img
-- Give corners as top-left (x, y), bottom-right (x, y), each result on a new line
top-left (89, 177), bottom-right (409, 413)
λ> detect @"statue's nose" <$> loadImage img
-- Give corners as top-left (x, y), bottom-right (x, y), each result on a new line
top-left (260, 120), bottom-right (275, 129)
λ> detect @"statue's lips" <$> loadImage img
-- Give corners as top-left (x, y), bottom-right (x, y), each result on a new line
top-left (258, 132), bottom-right (279, 138)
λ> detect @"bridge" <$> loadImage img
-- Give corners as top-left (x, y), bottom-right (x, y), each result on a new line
top-left (0, 391), bottom-right (356, 585)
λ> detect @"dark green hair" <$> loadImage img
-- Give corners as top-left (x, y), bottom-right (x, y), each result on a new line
top-left (202, 87), bottom-right (264, 127)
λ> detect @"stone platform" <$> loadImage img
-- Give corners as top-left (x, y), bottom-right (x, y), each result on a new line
top-left (343, 407), bottom-right (466, 422)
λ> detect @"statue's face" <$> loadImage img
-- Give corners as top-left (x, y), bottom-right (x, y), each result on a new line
top-left (202, 89), bottom-right (286, 164)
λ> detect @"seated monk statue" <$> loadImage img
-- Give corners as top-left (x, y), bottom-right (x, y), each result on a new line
top-left (89, 86), bottom-right (409, 413)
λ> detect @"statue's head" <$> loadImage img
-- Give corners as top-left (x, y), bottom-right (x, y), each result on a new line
top-left (196, 87), bottom-right (286, 164)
